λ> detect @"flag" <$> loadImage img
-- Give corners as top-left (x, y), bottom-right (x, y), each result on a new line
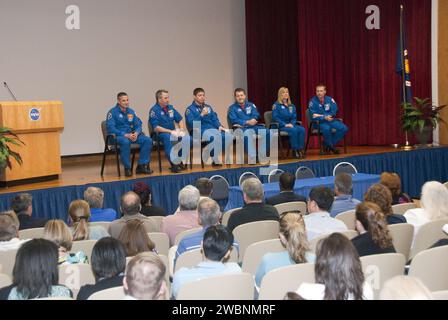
top-left (396, 5), bottom-right (413, 104)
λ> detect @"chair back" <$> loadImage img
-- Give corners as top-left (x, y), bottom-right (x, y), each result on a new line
top-left (274, 202), bottom-right (307, 216)
top-left (0, 273), bottom-right (12, 288)
top-left (333, 162), bottom-right (358, 176)
top-left (433, 290), bottom-right (448, 300)
top-left (0, 248), bottom-right (19, 277)
top-left (309, 230), bottom-right (358, 252)
top-left (239, 172), bottom-right (259, 188)
top-left (174, 227), bottom-right (203, 246)
top-left (264, 111), bottom-right (273, 128)
top-left (444, 182), bottom-right (448, 189)
top-left (149, 216), bottom-right (164, 233)
top-left (409, 245), bottom-right (448, 291)
top-left (89, 222), bottom-right (111, 231)
top-left (101, 121), bottom-right (108, 142)
top-left (177, 272), bottom-right (255, 300)
top-left (360, 253), bottom-right (406, 299)
top-left (410, 218), bottom-right (448, 259)
top-left (295, 166), bottom-right (315, 180)
top-left (268, 169), bottom-right (284, 184)
top-left (59, 263), bottom-right (95, 299)
top-left (148, 232), bottom-right (170, 256)
top-left (88, 286), bottom-right (125, 300)
top-left (175, 248), bottom-right (239, 273)
top-left (392, 203), bottom-right (417, 215)
top-left (222, 207), bottom-right (242, 226)
top-left (18, 227), bottom-right (44, 240)
top-left (335, 210), bottom-right (356, 230)
top-left (233, 220), bottom-right (280, 261)
top-left (33, 296), bottom-right (74, 300)
top-left (388, 223), bottom-right (414, 261)
top-left (258, 263), bottom-right (315, 300)
top-left (210, 175), bottom-right (230, 201)
top-left (242, 239), bottom-right (284, 276)
top-left (71, 240), bottom-right (97, 261)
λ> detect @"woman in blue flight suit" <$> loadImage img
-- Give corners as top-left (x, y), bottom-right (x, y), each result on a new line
top-left (272, 87), bottom-right (306, 159)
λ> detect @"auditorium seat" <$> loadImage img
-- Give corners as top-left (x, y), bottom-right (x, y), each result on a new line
top-left (174, 248), bottom-right (238, 273)
top-left (388, 223), bottom-right (414, 261)
top-left (174, 227), bottom-right (203, 246)
top-left (88, 286), bottom-right (125, 300)
top-left (432, 290), bottom-right (448, 300)
top-left (221, 207), bottom-right (242, 226)
top-left (18, 227), bottom-right (44, 240)
top-left (0, 273), bottom-right (12, 288)
top-left (59, 263), bottom-right (95, 299)
top-left (409, 218), bottom-right (448, 259)
top-left (409, 245), bottom-right (448, 292)
top-left (71, 240), bottom-right (97, 261)
top-left (274, 201), bottom-right (307, 216)
top-left (309, 230), bottom-right (358, 252)
top-left (241, 239), bottom-right (284, 276)
top-left (335, 210), bottom-right (356, 230)
top-left (392, 203), bottom-right (417, 215)
top-left (148, 232), bottom-right (170, 256)
top-left (0, 248), bottom-right (18, 277)
top-left (89, 222), bottom-right (111, 231)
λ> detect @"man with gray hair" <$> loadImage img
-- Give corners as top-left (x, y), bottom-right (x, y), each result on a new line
top-left (83, 187), bottom-right (118, 222)
top-left (330, 173), bottom-right (361, 217)
top-left (11, 193), bottom-right (47, 230)
top-left (162, 185), bottom-right (201, 246)
top-left (109, 191), bottom-right (158, 238)
top-left (227, 178), bottom-right (279, 233)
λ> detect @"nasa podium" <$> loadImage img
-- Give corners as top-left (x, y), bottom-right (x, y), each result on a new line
top-left (0, 101), bottom-right (64, 187)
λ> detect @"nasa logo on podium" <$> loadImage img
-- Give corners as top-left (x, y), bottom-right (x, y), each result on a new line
top-left (29, 108), bottom-right (41, 121)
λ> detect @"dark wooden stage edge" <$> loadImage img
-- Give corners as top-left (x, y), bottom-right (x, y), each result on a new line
top-left (0, 146), bottom-right (430, 195)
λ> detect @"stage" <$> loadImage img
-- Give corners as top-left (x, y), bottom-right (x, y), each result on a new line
top-left (0, 146), bottom-right (447, 221)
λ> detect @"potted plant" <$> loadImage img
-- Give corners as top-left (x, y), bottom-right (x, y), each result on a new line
top-left (0, 127), bottom-right (24, 169)
top-left (402, 97), bottom-right (447, 146)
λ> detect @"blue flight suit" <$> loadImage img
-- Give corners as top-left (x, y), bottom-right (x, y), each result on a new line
top-left (228, 102), bottom-right (270, 159)
top-left (272, 102), bottom-right (306, 150)
top-left (308, 96), bottom-right (348, 147)
top-left (106, 104), bottom-right (152, 169)
top-left (149, 104), bottom-right (191, 164)
top-left (185, 102), bottom-right (233, 160)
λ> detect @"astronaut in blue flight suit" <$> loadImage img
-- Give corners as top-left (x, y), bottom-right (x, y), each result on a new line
top-left (185, 88), bottom-right (233, 166)
top-left (149, 89), bottom-right (191, 173)
top-left (308, 85), bottom-right (348, 155)
top-left (272, 87), bottom-right (306, 159)
top-left (106, 92), bottom-right (153, 177)
top-left (228, 88), bottom-right (270, 163)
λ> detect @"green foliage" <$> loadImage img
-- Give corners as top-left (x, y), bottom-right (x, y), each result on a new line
top-left (402, 98), bottom-right (447, 133)
top-left (0, 127), bottom-right (24, 169)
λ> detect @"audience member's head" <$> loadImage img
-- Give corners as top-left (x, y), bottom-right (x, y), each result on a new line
top-left (11, 193), bottom-right (33, 216)
top-left (68, 199), bottom-right (91, 241)
top-left (355, 202), bottom-right (393, 250)
top-left (334, 173), bottom-right (353, 196)
top-left (364, 184), bottom-right (393, 216)
top-left (12, 239), bottom-right (60, 299)
top-left (178, 186), bottom-right (200, 211)
top-left (91, 237), bottom-right (126, 281)
top-left (0, 211), bottom-right (19, 242)
top-left (117, 219), bottom-right (155, 257)
top-left (120, 191), bottom-right (142, 217)
top-left (43, 220), bottom-right (73, 252)
top-left (307, 187), bottom-right (334, 214)
top-left (420, 181), bottom-right (448, 221)
top-left (379, 276), bottom-right (433, 300)
top-left (195, 178), bottom-right (213, 197)
top-left (279, 172), bottom-right (295, 192)
top-left (197, 198), bottom-right (221, 228)
top-left (132, 182), bottom-right (152, 207)
top-left (202, 225), bottom-right (234, 262)
top-left (123, 252), bottom-right (167, 300)
top-left (279, 212), bottom-right (310, 263)
top-left (314, 233), bottom-right (364, 300)
top-left (242, 178), bottom-right (264, 204)
top-left (380, 172), bottom-right (404, 199)
top-left (83, 187), bottom-right (105, 209)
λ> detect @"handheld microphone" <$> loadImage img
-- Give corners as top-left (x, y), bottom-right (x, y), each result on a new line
top-left (3, 82), bottom-right (18, 101)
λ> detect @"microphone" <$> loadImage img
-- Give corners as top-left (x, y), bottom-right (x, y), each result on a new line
top-left (3, 82), bottom-right (18, 101)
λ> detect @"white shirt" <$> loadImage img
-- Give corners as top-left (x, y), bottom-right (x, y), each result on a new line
top-left (297, 282), bottom-right (374, 300)
top-left (0, 238), bottom-right (30, 252)
top-left (304, 211), bottom-right (348, 240)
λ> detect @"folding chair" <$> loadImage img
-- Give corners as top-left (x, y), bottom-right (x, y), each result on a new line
top-left (274, 202), bottom-right (307, 216)
top-left (295, 166), bottom-right (315, 180)
top-left (333, 162), bottom-right (357, 176)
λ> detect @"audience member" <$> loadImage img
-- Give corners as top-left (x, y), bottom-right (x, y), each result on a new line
top-left (68, 200), bottom-right (109, 241)
top-left (195, 178), bottom-right (213, 197)
top-left (380, 172), bottom-right (412, 205)
top-left (11, 193), bottom-right (47, 230)
top-left (0, 211), bottom-right (28, 251)
top-left (266, 172), bottom-right (306, 206)
top-left (117, 219), bottom-right (156, 257)
top-left (83, 187), bottom-right (118, 222)
top-left (330, 173), bottom-right (361, 217)
top-left (364, 184), bottom-right (406, 225)
top-left (379, 276), bottom-right (433, 300)
top-left (132, 182), bottom-right (166, 217)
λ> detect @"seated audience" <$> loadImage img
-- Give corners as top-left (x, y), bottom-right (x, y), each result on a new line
top-left (0, 211), bottom-right (29, 251)
top-left (227, 178), bottom-right (279, 233)
top-left (162, 186), bottom-right (201, 246)
top-left (68, 200), bottom-right (109, 241)
top-left (123, 252), bottom-right (167, 300)
top-left (132, 182), bottom-right (166, 217)
top-left (304, 187), bottom-right (347, 240)
top-left (117, 219), bottom-right (156, 257)
top-left (404, 181), bottom-right (448, 241)
top-left (364, 184), bottom-right (406, 225)
top-left (5, 239), bottom-right (72, 300)
top-left (380, 172), bottom-right (412, 205)
top-left (195, 177), bottom-right (214, 198)
top-left (43, 220), bottom-right (87, 264)
top-left (297, 233), bottom-right (373, 300)
top-left (11, 193), bottom-right (47, 230)
top-left (255, 212), bottom-right (315, 287)
top-left (351, 202), bottom-right (396, 257)
top-left (330, 173), bottom-right (361, 217)
top-left (83, 187), bottom-right (118, 222)
top-left (379, 276), bottom-right (433, 300)
top-left (266, 172), bottom-right (306, 206)
top-left (77, 237), bottom-right (126, 300)
top-left (109, 192), bottom-right (159, 239)
top-left (172, 225), bottom-right (241, 299)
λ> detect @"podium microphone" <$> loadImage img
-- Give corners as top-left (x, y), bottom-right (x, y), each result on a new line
top-left (3, 82), bottom-right (18, 101)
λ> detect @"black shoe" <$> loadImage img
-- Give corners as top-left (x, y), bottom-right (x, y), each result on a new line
top-left (170, 164), bottom-right (182, 173)
top-left (124, 168), bottom-right (132, 177)
top-left (180, 163), bottom-right (188, 171)
top-left (329, 146), bottom-right (340, 155)
top-left (293, 150), bottom-right (301, 159)
top-left (136, 164), bottom-right (153, 175)
top-left (300, 150), bottom-right (307, 159)
top-left (212, 162), bottom-right (223, 167)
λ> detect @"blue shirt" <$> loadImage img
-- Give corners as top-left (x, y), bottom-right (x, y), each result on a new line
top-left (308, 96), bottom-right (338, 122)
top-left (172, 261), bottom-right (242, 299)
top-left (185, 102), bottom-right (222, 131)
top-left (89, 208), bottom-right (118, 222)
top-left (106, 104), bottom-right (143, 137)
top-left (228, 102), bottom-right (261, 127)
top-left (330, 195), bottom-right (361, 218)
top-left (149, 104), bottom-right (183, 131)
top-left (272, 102), bottom-right (298, 128)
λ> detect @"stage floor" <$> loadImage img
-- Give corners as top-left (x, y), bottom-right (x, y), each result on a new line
top-left (0, 146), bottom-right (409, 194)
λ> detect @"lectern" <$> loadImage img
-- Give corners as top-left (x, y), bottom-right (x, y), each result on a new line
top-left (0, 101), bottom-right (64, 186)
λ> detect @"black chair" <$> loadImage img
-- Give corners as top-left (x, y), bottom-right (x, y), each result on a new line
top-left (238, 172), bottom-right (259, 188)
top-left (333, 162), bottom-right (358, 176)
top-left (210, 175), bottom-right (230, 202)
top-left (100, 121), bottom-right (139, 177)
top-left (295, 166), bottom-right (315, 180)
top-left (268, 169), bottom-right (285, 183)
top-left (304, 108), bottom-right (348, 155)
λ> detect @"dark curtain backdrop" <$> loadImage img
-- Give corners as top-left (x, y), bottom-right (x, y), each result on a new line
top-left (246, 0), bottom-right (432, 146)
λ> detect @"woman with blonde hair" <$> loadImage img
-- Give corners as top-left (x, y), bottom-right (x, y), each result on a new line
top-left (272, 87), bottom-right (306, 159)
top-left (255, 212), bottom-right (315, 287)
top-left (379, 276), bottom-right (433, 300)
top-left (117, 219), bottom-right (157, 257)
top-left (68, 200), bottom-right (109, 241)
